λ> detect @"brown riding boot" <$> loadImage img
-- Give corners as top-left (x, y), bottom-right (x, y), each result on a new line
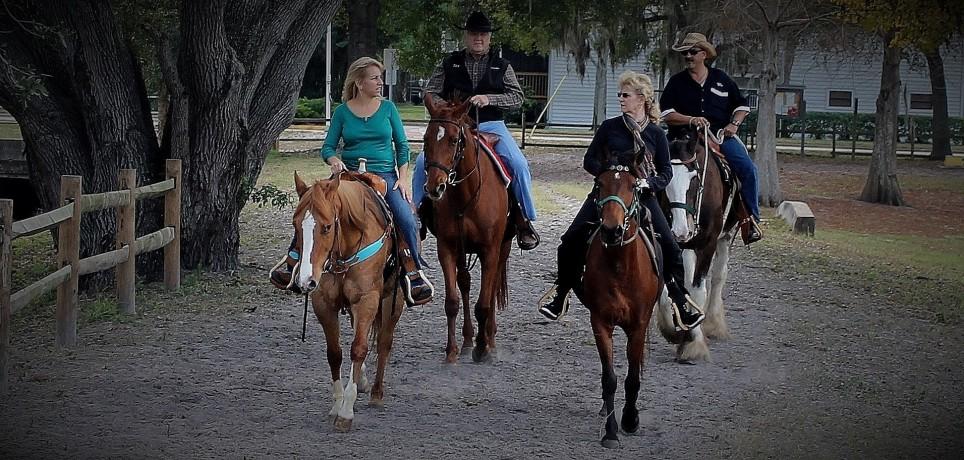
top-left (269, 250), bottom-right (302, 294)
top-left (740, 217), bottom-right (764, 245)
top-left (514, 211), bottom-right (540, 250)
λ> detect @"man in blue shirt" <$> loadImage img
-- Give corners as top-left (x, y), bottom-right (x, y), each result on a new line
top-left (659, 33), bottom-right (763, 243)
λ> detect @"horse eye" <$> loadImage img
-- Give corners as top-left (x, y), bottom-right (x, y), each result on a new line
top-left (321, 224), bottom-right (332, 234)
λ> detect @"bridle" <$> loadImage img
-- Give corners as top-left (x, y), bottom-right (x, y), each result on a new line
top-left (425, 118), bottom-right (478, 187)
top-left (593, 165), bottom-right (650, 248)
top-left (668, 125), bottom-right (722, 241)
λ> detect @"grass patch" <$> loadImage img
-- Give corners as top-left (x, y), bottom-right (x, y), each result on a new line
top-left (759, 219), bottom-right (964, 324)
top-left (10, 232), bottom-right (56, 293)
top-left (257, 150), bottom-right (331, 189)
top-left (0, 122), bottom-right (22, 140)
top-left (531, 180), bottom-right (563, 216)
top-left (396, 102), bottom-right (428, 121)
top-left (547, 181), bottom-right (591, 201)
top-left (79, 295), bottom-right (125, 324)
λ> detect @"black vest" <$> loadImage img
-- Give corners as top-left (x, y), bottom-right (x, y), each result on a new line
top-left (440, 50), bottom-right (507, 123)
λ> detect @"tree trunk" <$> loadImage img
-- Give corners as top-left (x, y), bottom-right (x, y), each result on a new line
top-left (172, 0), bottom-right (340, 270)
top-left (755, 25), bottom-right (782, 208)
top-left (860, 38), bottom-right (905, 206)
top-left (347, 0), bottom-right (381, 63)
top-left (592, 47), bottom-right (609, 130)
top-left (925, 48), bottom-right (951, 161)
top-left (0, 1), bottom-right (164, 289)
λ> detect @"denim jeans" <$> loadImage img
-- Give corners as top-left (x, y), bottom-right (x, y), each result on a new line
top-left (719, 136), bottom-right (760, 220)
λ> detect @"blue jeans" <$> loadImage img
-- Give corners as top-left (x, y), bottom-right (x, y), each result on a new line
top-left (720, 136), bottom-right (760, 220)
top-left (375, 172), bottom-right (424, 270)
top-left (412, 120), bottom-right (537, 221)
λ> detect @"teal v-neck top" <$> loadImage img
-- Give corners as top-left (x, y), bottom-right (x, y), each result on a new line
top-left (320, 100), bottom-right (410, 174)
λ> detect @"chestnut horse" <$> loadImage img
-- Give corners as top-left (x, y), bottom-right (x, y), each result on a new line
top-left (656, 126), bottom-right (740, 362)
top-left (421, 94), bottom-right (514, 363)
top-left (578, 164), bottom-right (662, 448)
top-left (291, 172), bottom-right (405, 431)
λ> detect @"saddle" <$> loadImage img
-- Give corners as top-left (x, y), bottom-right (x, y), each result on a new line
top-left (694, 134), bottom-right (760, 245)
top-left (341, 170), bottom-right (388, 196)
top-left (696, 132), bottom-right (734, 185)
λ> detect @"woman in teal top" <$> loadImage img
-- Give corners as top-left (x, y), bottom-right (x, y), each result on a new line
top-left (272, 57), bottom-right (434, 306)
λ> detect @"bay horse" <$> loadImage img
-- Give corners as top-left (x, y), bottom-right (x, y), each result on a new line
top-left (291, 172), bottom-right (405, 431)
top-left (656, 126), bottom-right (740, 362)
top-left (578, 164), bottom-right (662, 448)
top-left (421, 93), bottom-right (514, 363)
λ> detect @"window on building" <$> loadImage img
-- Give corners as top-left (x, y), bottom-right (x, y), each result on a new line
top-left (828, 90), bottom-right (852, 108)
top-left (910, 93), bottom-right (932, 110)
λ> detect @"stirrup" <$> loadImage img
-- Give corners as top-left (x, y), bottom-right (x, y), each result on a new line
top-left (537, 285), bottom-right (570, 320)
top-left (671, 294), bottom-right (704, 331)
top-left (269, 255), bottom-right (302, 294)
top-left (402, 270), bottom-right (435, 306)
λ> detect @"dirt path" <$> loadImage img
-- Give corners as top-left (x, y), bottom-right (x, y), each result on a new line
top-left (2, 152), bottom-right (962, 458)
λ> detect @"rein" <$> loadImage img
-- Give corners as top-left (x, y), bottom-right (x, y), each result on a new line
top-left (669, 125), bottom-right (720, 239)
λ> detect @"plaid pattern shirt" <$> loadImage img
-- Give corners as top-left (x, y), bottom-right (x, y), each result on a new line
top-left (424, 50), bottom-right (524, 110)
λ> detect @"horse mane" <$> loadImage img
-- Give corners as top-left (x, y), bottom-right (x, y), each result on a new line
top-left (333, 180), bottom-right (384, 229)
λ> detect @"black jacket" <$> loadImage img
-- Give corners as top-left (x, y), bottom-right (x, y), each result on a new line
top-left (583, 117), bottom-right (673, 193)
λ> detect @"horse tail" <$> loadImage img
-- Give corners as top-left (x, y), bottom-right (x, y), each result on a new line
top-left (495, 242), bottom-right (510, 311)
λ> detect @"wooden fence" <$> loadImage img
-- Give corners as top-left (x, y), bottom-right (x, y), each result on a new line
top-left (0, 159), bottom-right (182, 388)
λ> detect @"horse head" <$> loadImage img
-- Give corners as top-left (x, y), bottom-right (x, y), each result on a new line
top-left (422, 93), bottom-right (474, 201)
top-left (292, 171), bottom-right (342, 292)
top-left (667, 128), bottom-right (704, 243)
top-left (595, 160), bottom-right (646, 247)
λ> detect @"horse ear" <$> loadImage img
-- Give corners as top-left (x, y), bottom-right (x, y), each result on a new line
top-left (452, 98), bottom-right (472, 119)
top-left (424, 92), bottom-right (439, 116)
top-left (294, 171), bottom-right (309, 197)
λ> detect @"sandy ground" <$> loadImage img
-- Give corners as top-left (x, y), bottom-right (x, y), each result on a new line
top-left (1, 151), bottom-right (962, 459)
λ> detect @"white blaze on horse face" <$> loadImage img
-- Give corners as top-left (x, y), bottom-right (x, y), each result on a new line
top-left (668, 164), bottom-right (697, 239)
top-left (297, 213), bottom-right (316, 289)
top-left (436, 126), bottom-right (445, 142)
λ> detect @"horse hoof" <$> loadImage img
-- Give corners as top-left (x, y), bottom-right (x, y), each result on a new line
top-left (445, 350), bottom-right (459, 364)
top-left (460, 344), bottom-right (473, 355)
top-left (472, 346), bottom-right (495, 363)
top-left (600, 438), bottom-right (619, 449)
top-left (333, 416), bottom-right (353, 432)
top-left (369, 398), bottom-right (384, 409)
top-left (621, 415), bottom-right (640, 434)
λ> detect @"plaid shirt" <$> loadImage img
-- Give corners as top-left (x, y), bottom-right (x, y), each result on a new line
top-left (424, 50), bottom-right (524, 109)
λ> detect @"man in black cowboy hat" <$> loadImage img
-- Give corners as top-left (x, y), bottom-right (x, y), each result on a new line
top-left (660, 32), bottom-right (763, 243)
top-left (410, 11), bottom-right (540, 250)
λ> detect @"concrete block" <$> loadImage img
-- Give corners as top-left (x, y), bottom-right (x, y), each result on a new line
top-left (776, 200), bottom-right (815, 236)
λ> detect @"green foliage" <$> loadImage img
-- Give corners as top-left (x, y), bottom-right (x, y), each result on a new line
top-left (295, 97), bottom-right (329, 118)
top-left (248, 183), bottom-right (295, 210)
top-left (744, 111), bottom-right (964, 144)
top-left (81, 296), bottom-right (125, 324)
top-left (831, 0), bottom-right (963, 52)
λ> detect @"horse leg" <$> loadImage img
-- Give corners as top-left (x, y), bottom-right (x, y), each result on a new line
top-left (333, 295), bottom-right (377, 432)
top-left (472, 250), bottom-right (500, 363)
top-left (316, 304), bottom-right (344, 418)
top-left (370, 288), bottom-right (404, 408)
top-left (677, 249), bottom-right (711, 363)
top-left (438, 245), bottom-right (462, 363)
top-left (621, 327), bottom-right (645, 434)
top-left (458, 254), bottom-right (474, 354)
top-left (702, 236), bottom-right (732, 340)
top-left (346, 314), bottom-right (371, 393)
top-left (591, 314), bottom-right (619, 448)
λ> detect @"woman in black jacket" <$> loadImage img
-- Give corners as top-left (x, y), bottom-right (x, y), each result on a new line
top-left (538, 70), bottom-right (704, 331)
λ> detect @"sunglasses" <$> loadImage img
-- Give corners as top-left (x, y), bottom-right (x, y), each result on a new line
top-left (616, 92), bottom-right (641, 99)
top-left (680, 49), bottom-right (702, 56)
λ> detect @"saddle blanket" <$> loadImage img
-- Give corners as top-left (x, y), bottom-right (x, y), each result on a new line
top-left (476, 135), bottom-right (512, 187)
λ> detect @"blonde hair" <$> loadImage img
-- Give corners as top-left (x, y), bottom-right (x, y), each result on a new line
top-left (342, 57), bottom-right (384, 101)
top-left (618, 70), bottom-right (660, 124)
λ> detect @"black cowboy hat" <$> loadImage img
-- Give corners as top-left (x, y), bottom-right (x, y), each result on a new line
top-left (459, 11), bottom-right (499, 32)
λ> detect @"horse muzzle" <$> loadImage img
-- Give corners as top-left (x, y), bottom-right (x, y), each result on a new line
top-left (600, 224), bottom-right (626, 247)
top-left (425, 183), bottom-right (446, 201)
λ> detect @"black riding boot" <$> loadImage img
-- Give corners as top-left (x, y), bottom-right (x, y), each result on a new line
top-left (538, 223), bottom-right (591, 320)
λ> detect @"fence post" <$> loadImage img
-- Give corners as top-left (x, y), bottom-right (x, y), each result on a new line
top-left (1, 199), bottom-right (13, 391)
top-left (164, 159), bottom-right (181, 290)
top-left (831, 126), bottom-right (837, 158)
top-left (851, 98), bottom-right (859, 160)
top-left (117, 169), bottom-right (137, 314)
top-left (56, 175), bottom-right (82, 347)
top-left (520, 111), bottom-right (526, 150)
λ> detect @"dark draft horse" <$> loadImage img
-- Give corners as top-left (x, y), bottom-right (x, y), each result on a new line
top-left (421, 93), bottom-right (515, 363)
top-left (656, 126), bottom-right (740, 362)
top-left (290, 172), bottom-right (405, 431)
top-left (578, 163), bottom-right (662, 448)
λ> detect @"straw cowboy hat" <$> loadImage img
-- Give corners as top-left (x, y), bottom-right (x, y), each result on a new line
top-left (672, 32), bottom-right (717, 59)
top-left (459, 11), bottom-right (499, 32)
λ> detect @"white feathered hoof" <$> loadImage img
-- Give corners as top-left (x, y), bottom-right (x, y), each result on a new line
top-left (702, 320), bottom-right (731, 340)
top-left (333, 416), bottom-right (353, 432)
top-left (677, 338), bottom-right (710, 364)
